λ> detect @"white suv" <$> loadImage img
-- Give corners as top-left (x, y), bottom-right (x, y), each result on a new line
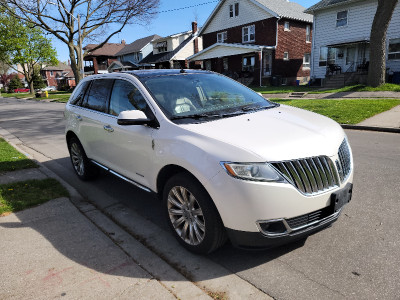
top-left (65, 70), bottom-right (353, 254)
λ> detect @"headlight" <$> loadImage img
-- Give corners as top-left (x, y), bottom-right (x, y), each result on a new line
top-left (221, 162), bottom-right (285, 182)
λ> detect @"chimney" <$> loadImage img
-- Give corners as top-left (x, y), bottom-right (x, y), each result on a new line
top-left (121, 40), bottom-right (126, 45)
top-left (68, 59), bottom-right (71, 66)
top-left (192, 22), bottom-right (198, 34)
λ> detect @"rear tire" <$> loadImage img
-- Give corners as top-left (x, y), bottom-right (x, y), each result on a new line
top-left (68, 137), bottom-right (98, 181)
top-left (163, 173), bottom-right (227, 254)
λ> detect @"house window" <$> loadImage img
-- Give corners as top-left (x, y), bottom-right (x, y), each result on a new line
top-left (282, 78), bottom-right (288, 86)
top-left (50, 71), bottom-right (53, 76)
top-left (303, 53), bottom-right (311, 68)
top-left (242, 56), bottom-right (255, 71)
top-left (284, 21), bottom-right (290, 31)
top-left (217, 31), bottom-right (227, 43)
top-left (229, 3), bottom-right (239, 18)
top-left (319, 47), bottom-right (336, 66)
top-left (306, 25), bottom-right (311, 42)
top-left (388, 38), bottom-right (400, 60)
top-left (242, 25), bottom-right (255, 43)
top-left (336, 10), bottom-right (348, 27)
top-left (156, 41), bottom-right (167, 53)
top-left (283, 52), bottom-right (289, 61)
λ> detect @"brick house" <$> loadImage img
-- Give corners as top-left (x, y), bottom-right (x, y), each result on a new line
top-left (41, 62), bottom-right (76, 89)
top-left (188, 0), bottom-right (313, 86)
top-left (83, 42), bottom-right (126, 75)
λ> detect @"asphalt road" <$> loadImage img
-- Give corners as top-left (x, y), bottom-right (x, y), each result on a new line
top-left (1, 98), bottom-right (399, 299)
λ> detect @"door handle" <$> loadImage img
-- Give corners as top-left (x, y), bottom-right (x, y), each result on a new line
top-left (103, 125), bottom-right (114, 133)
top-left (75, 115), bottom-right (82, 121)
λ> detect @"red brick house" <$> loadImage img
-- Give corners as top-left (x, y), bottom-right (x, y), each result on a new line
top-left (188, 0), bottom-right (313, 86)
top-left (41, 62), bottom-right (76, 89)
top-left (83, 42), bottom-right (126, 75)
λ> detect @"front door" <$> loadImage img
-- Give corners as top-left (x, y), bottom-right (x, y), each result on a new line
top-left (263, 52), bottom-right (272, 76)
top-left (346, 47), bottom-right (357, 72)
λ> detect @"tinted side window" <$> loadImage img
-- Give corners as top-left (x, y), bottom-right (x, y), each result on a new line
top-left (70, 81), bottom-right (90, 106)
top-left (109, 80), bottom-right (148, 116)
top-left (84, 79), bottom-right (114, 113)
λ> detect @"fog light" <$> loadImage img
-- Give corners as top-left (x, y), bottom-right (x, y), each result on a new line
top-left (259, 220), bottom-right (288, 235)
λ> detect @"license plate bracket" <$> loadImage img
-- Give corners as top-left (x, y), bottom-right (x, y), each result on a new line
top-left (330, 183), bottom-right (353, 212)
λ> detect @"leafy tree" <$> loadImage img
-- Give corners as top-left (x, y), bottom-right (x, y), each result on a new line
top-left (0, 11), bottom-right (58, 94)
top-left (2, 0), bottom-right (159, 84)
top-left (8, 76), bottom-right (23, 91)
top-left (368, 0), bottom-right (399, 87)
top-left (33, 68), bottom-right (46, 90)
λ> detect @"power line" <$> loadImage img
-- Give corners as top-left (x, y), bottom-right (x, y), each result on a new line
top-left (153, 0), bottom-right (219, 14)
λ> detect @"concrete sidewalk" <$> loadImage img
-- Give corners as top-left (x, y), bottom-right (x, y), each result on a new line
top-left (262, 90), bottom-right (400, 99)
top-left (0, 169), bottom-right (209, 299)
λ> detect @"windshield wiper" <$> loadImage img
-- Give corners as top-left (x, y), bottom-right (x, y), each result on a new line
top-left (170, 113), bottom-right (220, 120)
top-left (241, 103), bottom-right (279, 112)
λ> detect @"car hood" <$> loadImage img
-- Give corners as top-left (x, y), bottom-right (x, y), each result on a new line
top-left (180, 105), bottom-right (345, 162)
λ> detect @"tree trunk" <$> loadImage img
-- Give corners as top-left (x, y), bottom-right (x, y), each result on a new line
top-left (368, 0), bottom-right (399, 87)
top-left (68, 43), bottom-right (83, 85)
top-left (28, 80), bottom-right (34, 94)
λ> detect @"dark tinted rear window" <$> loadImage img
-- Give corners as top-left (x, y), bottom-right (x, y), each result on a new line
top-left (70, 81), bottom-right (90, 106)
top-left (84, 79), bottom-right (114, 113)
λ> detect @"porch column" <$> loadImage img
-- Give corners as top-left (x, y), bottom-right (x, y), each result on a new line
top-left (92, 57), bottom-right (98, 74)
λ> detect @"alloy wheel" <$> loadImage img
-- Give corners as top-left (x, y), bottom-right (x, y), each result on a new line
top-left (70, 142), bottom-right (85, 176)
top-left (167, 186), bottom-right (206, 245)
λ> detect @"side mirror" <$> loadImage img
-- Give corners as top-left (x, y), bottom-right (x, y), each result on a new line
top-left (117, 110), bottom-right (151, 126)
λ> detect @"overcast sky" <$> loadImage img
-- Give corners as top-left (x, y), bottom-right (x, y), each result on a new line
top-left (52, 0), bottom-right (320, 62)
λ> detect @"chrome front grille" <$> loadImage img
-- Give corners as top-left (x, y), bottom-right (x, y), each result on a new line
top-left (271, 156), bottom-right (339, 195)
top-left (337, 139), bottom-right (351, 182)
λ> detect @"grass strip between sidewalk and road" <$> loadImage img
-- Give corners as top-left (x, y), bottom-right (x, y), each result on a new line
top-left (0, 178), bottom-right (69, 216)
top-left (252, 83), bottom-right (400, 94)
top-left (0, 138), bottom-right (37, 173)
top-left (2, 92), bottom-right (71, 102)
top-left (272, 98), bottom-right (400, 124)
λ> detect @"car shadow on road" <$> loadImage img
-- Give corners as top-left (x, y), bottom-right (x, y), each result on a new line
top-left (0, 156), bottom-right (315, 284)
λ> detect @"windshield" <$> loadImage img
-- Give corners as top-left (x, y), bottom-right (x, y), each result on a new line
top-left (141, 73), bottom-right (276, 121)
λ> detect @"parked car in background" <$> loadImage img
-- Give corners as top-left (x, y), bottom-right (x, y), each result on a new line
top-left (41, 86), bottom-right (57, 92)
top-left (14, 88), bottom-right (30, 93)
top-left (65, 70), bottom-right (354, 254)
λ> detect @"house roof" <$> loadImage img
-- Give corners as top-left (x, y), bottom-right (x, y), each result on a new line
top-left (304, 0), bottom-right (362, 14)
top-left (253, 0), bottom-right (313, 22)
top-left (140, 35), bottom-right (194, 64)
top-left (115, 35), bottom-right (162, 56)
top-left (42, 62), bottom-right (70, 71)
top-left (84, 42), bottom-right (126, 57)
top-left (200, 0), bottom-right (312, 35)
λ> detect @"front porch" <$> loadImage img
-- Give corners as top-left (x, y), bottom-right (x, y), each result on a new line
top-left (188, 43), bottom-right (274, 86)
top-left (322, 40), bottom-right (370, 88)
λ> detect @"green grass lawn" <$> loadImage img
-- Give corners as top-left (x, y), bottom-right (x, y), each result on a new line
top-left (272, 98), bottom-right (400, 124)
top-left (0, 138), bottom-right (37, 173)
top-left (253, 83), bottom-right (400, 94)
top-left (1, 91), bottom-right (71, 102)
top-left (0, 179), bottom-right (69, 216)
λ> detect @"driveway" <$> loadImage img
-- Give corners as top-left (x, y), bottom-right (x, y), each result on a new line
top-left (1, 98), bottom-right (399, 299)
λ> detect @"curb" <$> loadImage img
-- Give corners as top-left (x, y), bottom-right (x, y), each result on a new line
top-left (341, 124), bottom-right (400, 133)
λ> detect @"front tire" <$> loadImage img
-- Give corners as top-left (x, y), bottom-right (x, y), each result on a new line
top-left (68, 137), bottom-right (98, 181)
top-left (163, 173), bottom-right (226, 254)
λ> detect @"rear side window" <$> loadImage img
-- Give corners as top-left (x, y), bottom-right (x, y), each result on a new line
top-left (70, 81), bottom-right (90, 106)
top-left (84, 79), bottom-right (114, 113)
top-left (109, 80), bottom-right (148, 116)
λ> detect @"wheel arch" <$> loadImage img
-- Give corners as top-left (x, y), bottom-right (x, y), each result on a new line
top-left (66, 130), bottom-right (79, 146)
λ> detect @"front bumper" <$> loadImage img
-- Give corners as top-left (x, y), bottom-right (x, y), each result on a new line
top-left (226, 183), bottom-right (353, 249)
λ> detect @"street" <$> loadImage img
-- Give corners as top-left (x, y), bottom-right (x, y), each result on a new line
top-left (1, 98), bottom-right (400, 299)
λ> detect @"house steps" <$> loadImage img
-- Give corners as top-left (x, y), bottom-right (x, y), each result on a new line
top-left (237, 77), bottom-right (254, 86)
top-left (288, 92), bottom-right (308, 98)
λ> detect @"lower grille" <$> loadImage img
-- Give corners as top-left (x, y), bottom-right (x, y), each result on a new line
top-left (286, 206), bottom-right (333, 230)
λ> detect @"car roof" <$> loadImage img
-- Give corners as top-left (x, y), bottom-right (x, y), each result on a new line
top-left (122, 69), bottom-right (213, 79)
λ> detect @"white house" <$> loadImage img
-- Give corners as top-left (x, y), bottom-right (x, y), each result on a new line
top-left (140, 22), bottom-right (203, 69)
top-left (305, 0), bottom-right (400, 82)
